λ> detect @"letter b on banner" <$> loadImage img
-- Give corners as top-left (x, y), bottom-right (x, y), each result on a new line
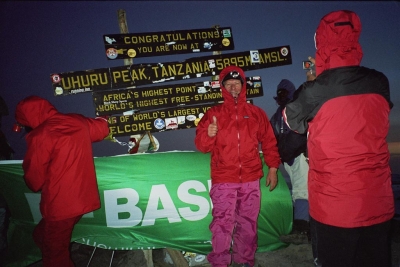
top-left (104, 188), bottom-right (143, 227)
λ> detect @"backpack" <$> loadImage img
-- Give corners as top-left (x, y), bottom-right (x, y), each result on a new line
top-left (270, 108), bottom-right (307, 163)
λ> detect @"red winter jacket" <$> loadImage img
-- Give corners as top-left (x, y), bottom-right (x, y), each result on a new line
top-left (195, 66), bottom-right (280, 184)
top-left (284, 10), bottom-right (394, 228)
top-left (15, 96), bottom-right (110, 221)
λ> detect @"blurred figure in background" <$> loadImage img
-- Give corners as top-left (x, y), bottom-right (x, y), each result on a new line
top-left (270, 79), bottom-right (309, 234)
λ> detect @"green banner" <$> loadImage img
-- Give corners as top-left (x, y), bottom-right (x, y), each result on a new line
top-left (0, 151), bottom-right (292, 267)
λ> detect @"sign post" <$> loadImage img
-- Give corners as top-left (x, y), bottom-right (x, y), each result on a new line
top-left (116, 9), bottom-right (158, 153)
top-left (116, 10), bottom-right (162, 267)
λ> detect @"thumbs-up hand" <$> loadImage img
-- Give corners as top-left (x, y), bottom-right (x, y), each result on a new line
top-left (208, 116), bottom-right (218, 137)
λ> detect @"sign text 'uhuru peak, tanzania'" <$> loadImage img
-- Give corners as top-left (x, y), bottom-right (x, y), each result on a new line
top-left (51, 45), bottom-right (292, 96)
top-left (103, 27), bottom-right (234, 59)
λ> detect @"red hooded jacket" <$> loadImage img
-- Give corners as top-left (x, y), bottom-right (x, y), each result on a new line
top-left (195, 66), bottom-right (280, 184)
top-left (15, 96), bottom-right (110, 221)
top-left (284, 10), bottom-right (394, 227)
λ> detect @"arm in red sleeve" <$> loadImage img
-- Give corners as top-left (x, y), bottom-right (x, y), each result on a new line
top-left (194, 111), bottom-right (217, 153)
top-left (86, 117), bottom-right (110, 142)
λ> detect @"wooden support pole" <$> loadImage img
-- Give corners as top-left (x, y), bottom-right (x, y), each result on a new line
top-left (117, 9), bottom-right (133, 66)
top-left (212, 25), bottom-right (221, 82)
top-left (117, 9), bottom-right (156, 152)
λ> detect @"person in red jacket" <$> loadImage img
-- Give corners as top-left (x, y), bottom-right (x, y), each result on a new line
top-left (284, 10), bottom-right (394, 267)
top-left (14, 96), bottom-right (109, 267)
top-left (195, 66), bottom-right (281, 267)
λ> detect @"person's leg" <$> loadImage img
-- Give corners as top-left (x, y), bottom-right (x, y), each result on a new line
top-left (208, 183), bottom-right (239, 267)
top-left (286, 153), bottom-right (309, 221)
top-left (232, 180), bottom-right (260, 267)
top-left (314, 217), bottom-right (358, 267)
top-left (40, 215), bottom-right (82, 267)
top-left (309, 217), bottom-right (321, 266)
top-left (282, 154), bottom-right (310, 246)
top-left (354, 220), bottom-right (391, 267)
top-left (33, 218), bottom-right (45, 251)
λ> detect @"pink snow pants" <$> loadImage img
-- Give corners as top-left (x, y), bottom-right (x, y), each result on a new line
top-left (33, 215), bottom-right (82, 267)
top-left (207, 180), bottom-right (260, 267)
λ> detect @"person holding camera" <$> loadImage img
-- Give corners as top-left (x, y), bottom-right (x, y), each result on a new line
top-left (195, 65), bottom-right (280, 267)
top-left (284, 10), bottom-right (394, 266)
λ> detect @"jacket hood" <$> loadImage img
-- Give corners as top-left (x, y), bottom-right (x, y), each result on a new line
top-left (219, 65), bottom-right (247, 104)
top-left (15, 96), bottom-right (58, 129)
top-left (275, 79), bottom-right (296, 101)
top-left (315, 10), bottom-right (363, 75)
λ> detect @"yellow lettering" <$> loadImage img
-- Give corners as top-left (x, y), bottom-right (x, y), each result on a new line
top-left (124, 37), bottom-right (131, 44)
top-left (171, 96), bottom-right (190, 104)
top-left (177, 64), bottom-right (184, 75)
top-left (112, 71), bottom-right (122, 84)
top-left (168, 65), bottom-right (177, 76)
top-left (176, 86), bottom-right (195, 94)
top-left (172, 44), bottom-right (187, 50)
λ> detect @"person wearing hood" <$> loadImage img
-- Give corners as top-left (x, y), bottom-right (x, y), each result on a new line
top-left (195, 65), bottom-right (280, 267)
top-left (270, 79), bottom-right (309, 238)
top-left (14, 96), bottom-right (109, 267)
top-left (284, 10), bottom-right (394, 267)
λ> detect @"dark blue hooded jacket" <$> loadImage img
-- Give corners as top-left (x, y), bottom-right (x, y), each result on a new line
top-left (270, 79), bottom-right (307, 163)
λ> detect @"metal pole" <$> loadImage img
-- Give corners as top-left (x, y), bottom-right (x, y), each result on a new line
top-left (86, 246), bottom-right (96, 267)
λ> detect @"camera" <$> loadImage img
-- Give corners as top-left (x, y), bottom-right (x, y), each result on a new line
top-left (302, 61), bottom-right (314, 70)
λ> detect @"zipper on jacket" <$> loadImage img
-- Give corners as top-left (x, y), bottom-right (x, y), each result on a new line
top-left (235, 99), bottom-right (242, 182)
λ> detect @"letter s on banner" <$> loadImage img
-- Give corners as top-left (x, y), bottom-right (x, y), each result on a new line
top-left (177, 180), bottom-right (210, 221)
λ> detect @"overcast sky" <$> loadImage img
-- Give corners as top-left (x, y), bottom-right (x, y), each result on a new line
top-left (1, 1), bottom-right (399, 160)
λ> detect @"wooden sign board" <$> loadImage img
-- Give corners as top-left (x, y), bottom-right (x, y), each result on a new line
top-left (103, 27), bottom-right (234, 59)
top-left (51, 45), bottom-right (291, 96)
top-left (93, 76), bottom-right (263, 116)
top-left (108, 100), bottom-right (253, 137)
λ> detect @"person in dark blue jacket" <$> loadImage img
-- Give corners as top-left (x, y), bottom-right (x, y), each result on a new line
top-left (270, 79), bottom-right (309, 233)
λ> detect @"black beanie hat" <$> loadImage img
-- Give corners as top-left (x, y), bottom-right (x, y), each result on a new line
top-left (222, 70), bottom-right (244, 84)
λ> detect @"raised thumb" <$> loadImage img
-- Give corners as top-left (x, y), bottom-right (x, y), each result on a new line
top-left (212, 116), bottom-right (217, 124)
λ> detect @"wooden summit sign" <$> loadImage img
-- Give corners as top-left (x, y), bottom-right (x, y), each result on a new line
top-left (51, 45), bottom-right (291, 96)
top-left (93, 76), bottom-right (263, 116)
top-left (108, 100), bottom-right (253, 137)
top-left (103, 27), bottom-right (235, 59)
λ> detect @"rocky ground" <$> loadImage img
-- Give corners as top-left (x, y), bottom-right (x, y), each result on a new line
top-left (25, 219), bottom-right (400, 267)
